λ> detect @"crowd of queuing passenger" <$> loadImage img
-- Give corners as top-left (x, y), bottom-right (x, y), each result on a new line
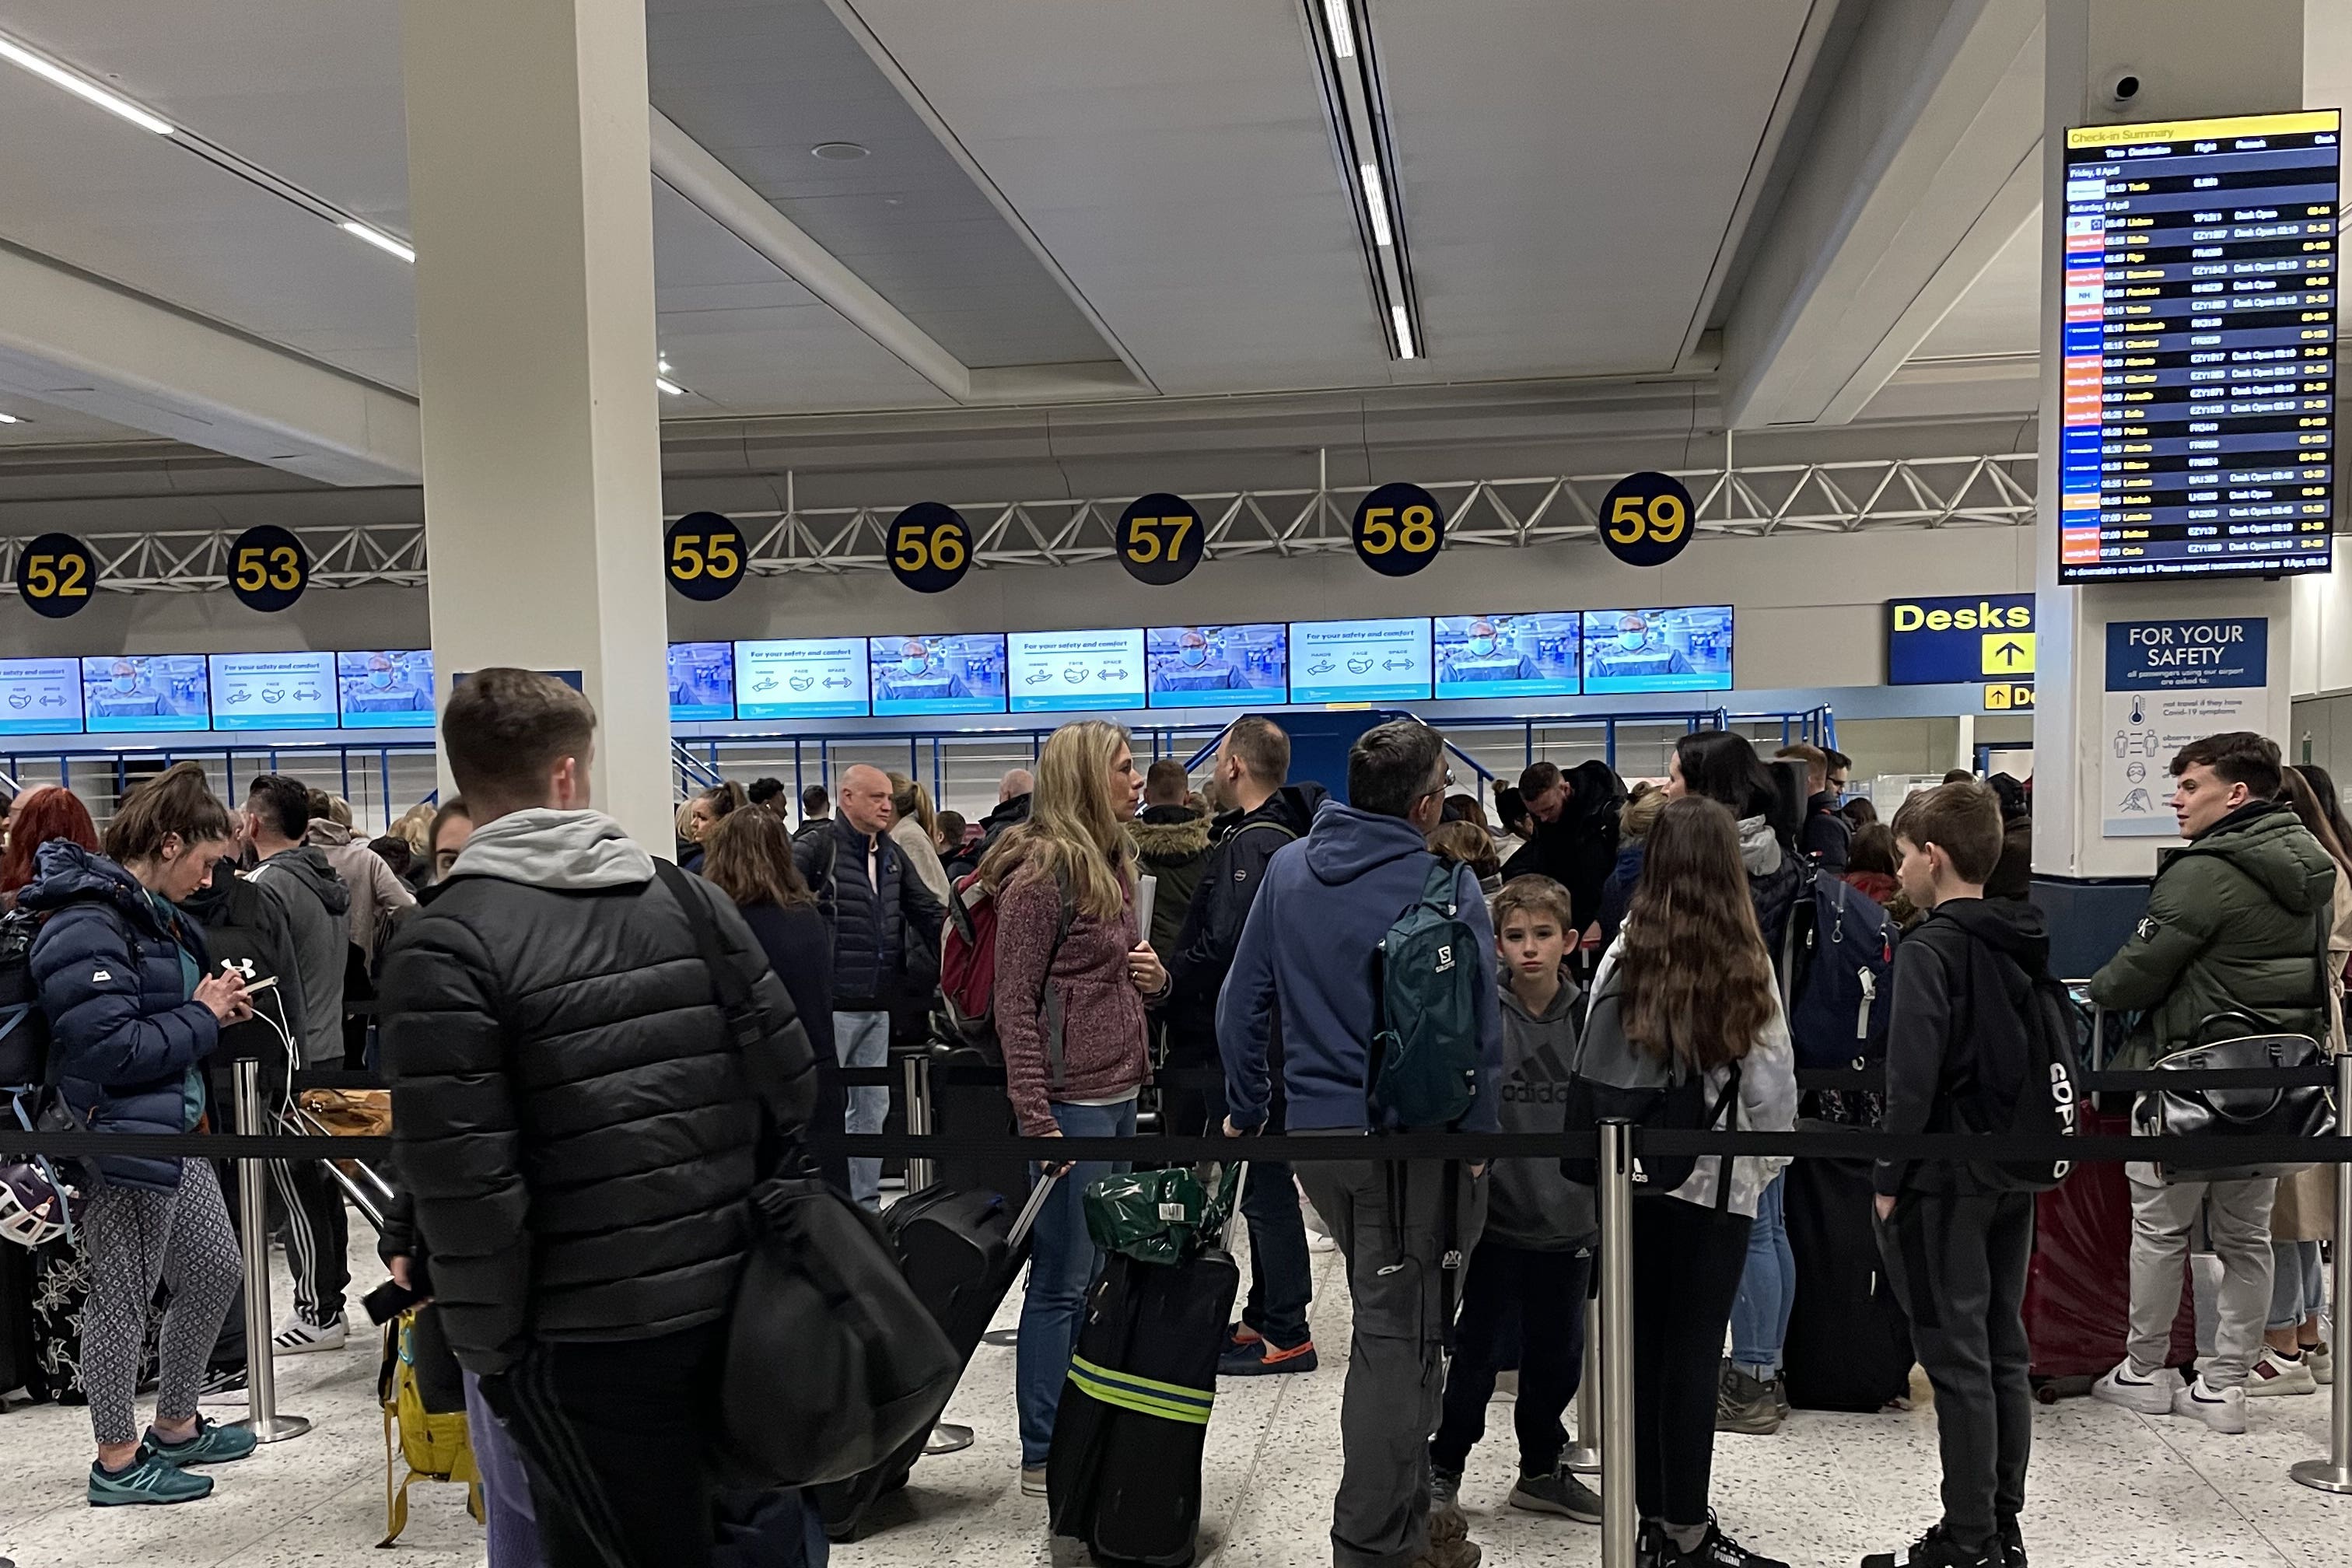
top-left (0, 705), bottom-right (2336, 1568)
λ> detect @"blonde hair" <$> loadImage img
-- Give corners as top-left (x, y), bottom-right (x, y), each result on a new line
top-left (978, 719), bottom-right (1133, 920)
top-left (888, 773), bottom-right (937, 843)
top-left (392, 802), bottom-right (436, 856)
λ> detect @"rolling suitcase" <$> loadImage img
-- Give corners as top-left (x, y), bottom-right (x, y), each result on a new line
top-left (2024, 1107), bottom-right (2197, 1391)
top-left (1782, 1140), bottom-right (1915, 1412)
top-left (929, 1047), bottom-right (1031, 1209)
top-left (816, 1174), bottom-right (1057, 1541)
top-left (1047, 1171), bottom-right (1243, 1568)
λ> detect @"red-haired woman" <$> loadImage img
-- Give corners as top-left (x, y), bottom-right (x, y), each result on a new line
top-left (2, 786), bottom-right (100, 911)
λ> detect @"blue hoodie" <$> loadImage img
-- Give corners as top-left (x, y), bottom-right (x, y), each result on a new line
top-left (1218, 801), bottom-right (1504, 1133)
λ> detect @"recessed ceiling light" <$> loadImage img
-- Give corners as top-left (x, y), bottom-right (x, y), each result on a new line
top-left (811, 142), bottom-right (870, 161)
top-left (1322, 0), bottom-right (1356, 58)
top-left (0, 412), bottom-right (22, 425)
top-left (1392, 305), bottom-right (1416, 360)
top-left (1360, 163), bottom-right (1391, 247)
top-left (0, 32), bottom-right (174, 136)
top-left (341, 221), bottom-right (415, 263)
top-left (655, 377), bottom-right (686, 397)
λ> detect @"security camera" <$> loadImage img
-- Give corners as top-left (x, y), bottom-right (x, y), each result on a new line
top-left (2112, 73), bottom-right (2141, 103)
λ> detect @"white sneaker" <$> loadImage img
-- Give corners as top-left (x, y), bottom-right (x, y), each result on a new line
top-left (2091, 1361), bottom-right (2181, 1416)
top-left (1020, 1465), bottom-right (1047, 1498)
top-left (1307, 1230), bottom-right (1338, 1254)
top-left (2249, 1346), bottom-right (2317, 1397)
top-left (271, 1314), bottom-right (347, 1355)
top-left (2310, 1343), bottom-right (2334, 1386)
top-left (2172, 1375), bottom-right (2249, 1433)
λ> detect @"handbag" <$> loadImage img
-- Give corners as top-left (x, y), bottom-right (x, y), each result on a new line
top-left (2135, 907), bottom-right (2340, 1183)
top-left (653, 862), bottom-right (961, 1487)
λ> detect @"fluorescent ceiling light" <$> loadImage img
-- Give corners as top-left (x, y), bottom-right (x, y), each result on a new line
top-left (1322, 0), bottom-right (1356, 58)
top-left (0, 412), bottom-right (20, 425)
top-left (656, 356), bottom-right (672, 374)
top-left (1359, 163), bottom-right (1391, 247)
top-left (1392, 305), bottom-right (1415, 360)
top-left (341, 221), bottom-right (415, 263)
top-left (0, 33), bottom-right (174, 136)
top-left (655, 377), bottom-right (686, 397)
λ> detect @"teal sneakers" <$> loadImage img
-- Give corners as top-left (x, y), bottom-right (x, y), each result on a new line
top-left (88, 1451), bottom-right (212, 1507)
top-left (146, 1416), bottom-right (257, 1468)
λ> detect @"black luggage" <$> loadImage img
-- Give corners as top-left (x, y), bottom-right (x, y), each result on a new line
top-left (1047, 1180), bottom-right (1242, 1568)
top-left (1781, 1139), bottom-right (1915, 1412)
top-left (929, 1047), bottom-right (1029, 1209)
top-left (815, 1177), bottom-right (1055, 1541)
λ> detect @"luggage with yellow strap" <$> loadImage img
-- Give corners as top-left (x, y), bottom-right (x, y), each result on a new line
top-left (378, 1307), bottom-right (482, 1545)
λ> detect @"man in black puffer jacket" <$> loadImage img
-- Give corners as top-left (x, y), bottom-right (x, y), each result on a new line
top-left (794, 763), bottom-right (944, 1209)
top-left (380, 670), bottom-right (816, 1568)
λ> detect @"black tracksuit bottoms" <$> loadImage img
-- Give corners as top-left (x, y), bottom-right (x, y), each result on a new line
top-left (1876, 1189), bottom-right (2035, 1553)
top-left (1630, 1199), bottom-right (1752, 1528)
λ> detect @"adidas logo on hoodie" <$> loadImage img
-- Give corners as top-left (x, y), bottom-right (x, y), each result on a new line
top-left (1500, 1037), bottom-right (1576, 1106)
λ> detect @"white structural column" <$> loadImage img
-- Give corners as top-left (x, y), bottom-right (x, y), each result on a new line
top-left (400, 0), bottom-right (673, 849)
top-left (2032, 0), bottom-right (2306, 877)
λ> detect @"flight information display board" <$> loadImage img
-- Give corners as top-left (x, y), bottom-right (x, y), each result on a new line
top-left (2060, 110), bottom-right (2340, 582)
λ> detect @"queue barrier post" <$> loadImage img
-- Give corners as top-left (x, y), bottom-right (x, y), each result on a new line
top-left (1563, 1296), bottom-right (1600, 1475)
top-left (229, 1058), bottom-right (310, 1444)
top-left (904, 1054), bottom-right (936, 1195)
top-left (1598, 1118), bottom-right (1636, 1568)
top-left (2290, 1048), bottom-right (2352, 1495)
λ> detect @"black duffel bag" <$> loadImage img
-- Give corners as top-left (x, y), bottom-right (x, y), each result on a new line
top-left (720, 1175), bottom-right (961, 1487)
top-left (2135, 1010), bottom-right (2336, 1183)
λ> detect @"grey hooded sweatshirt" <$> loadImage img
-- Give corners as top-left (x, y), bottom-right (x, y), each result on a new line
top-left (249, 845), bottom-right (352, 1063)
top-left (1490, 973), bottom-right (1598, 1251)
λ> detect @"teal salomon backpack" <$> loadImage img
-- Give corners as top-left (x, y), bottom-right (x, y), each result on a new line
top-left (1366, 857), bottom-right (1484, 1129)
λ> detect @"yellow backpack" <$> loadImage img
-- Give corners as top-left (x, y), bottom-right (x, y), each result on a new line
top-left (379, 1311), bottom-right (484, 1545)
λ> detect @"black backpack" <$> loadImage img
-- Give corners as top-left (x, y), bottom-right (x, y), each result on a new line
top-left (1559, 971), bottom-right (1741, 1202)
top-left (0, 908), bottom-right (50, 1087)
top-left (1964, 960), bottom-right (2083, 1192)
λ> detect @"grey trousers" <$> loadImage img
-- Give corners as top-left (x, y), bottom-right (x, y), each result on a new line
top-left (1297, 1156), bottom-right (1485, 1568)
top-left (2125, 1164), bottom-right (2276, 1388)
top-left (1877, 1191), bottom-right (2035, 1552)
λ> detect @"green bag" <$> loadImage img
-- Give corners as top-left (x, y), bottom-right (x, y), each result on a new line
top-left (1082, 1164), bottom-right (1244, 1266)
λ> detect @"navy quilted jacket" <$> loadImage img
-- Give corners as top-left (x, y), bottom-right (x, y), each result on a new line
top-left (796, 817), bottom-right (945, 1006)
top-left (20, 842), bottom-right (217, 1192)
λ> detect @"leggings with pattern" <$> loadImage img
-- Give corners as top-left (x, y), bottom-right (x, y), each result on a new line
top-left (79, 1159), bottom-right (243, 1447)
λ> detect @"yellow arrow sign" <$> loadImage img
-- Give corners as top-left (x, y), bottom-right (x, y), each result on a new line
top-left (1981, 632), bottom-right (2035, 675)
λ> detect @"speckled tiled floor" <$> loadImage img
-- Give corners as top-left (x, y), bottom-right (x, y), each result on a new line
top-left (0, 1204), bottom-right (2339, 1566)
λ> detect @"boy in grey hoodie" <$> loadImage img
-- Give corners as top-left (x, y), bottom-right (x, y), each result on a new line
top-left (1431, 875), bottom-right (1601, 1526)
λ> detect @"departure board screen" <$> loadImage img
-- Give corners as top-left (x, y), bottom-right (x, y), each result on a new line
top-left (2059, 110), bottom-right (2340, 582)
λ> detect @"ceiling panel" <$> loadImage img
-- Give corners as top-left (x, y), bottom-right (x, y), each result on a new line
top-left (1913, 216), bottom-right (2039, 362)
top-left (1373, 0), bottom-right (1815, 377)
top-left (0, 84), bottom-right (422, 392)
top-left (2, 0), bottom-right (412, 233)
top-left (650, 181), bottom-right (954, 414)
top-left (647, 0), bottom-right (1117, 370)
top-left (842, 0), bottom-right (1389, 396)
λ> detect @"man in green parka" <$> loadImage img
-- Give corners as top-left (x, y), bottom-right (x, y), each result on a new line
top-left (2088, 732), bottom-right (2336, 1435)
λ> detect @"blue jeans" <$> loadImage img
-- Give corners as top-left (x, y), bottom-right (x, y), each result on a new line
top-left (1730, 1171), bottom-right (1794, 1379)
top-left (1238, 1160), bottom-right (1314, 1349)
top-left (833, 1010), bottom-right (891, 1209)
top-left (463, 1369), bottom-right (544, 1568)
top-left (1017, 1098), bottom-right (1136, 1468)
top-left (2271, 1239), bottom-right (2326, 1332)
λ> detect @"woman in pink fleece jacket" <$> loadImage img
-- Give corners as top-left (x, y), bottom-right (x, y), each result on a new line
top-left (978, 718), bottom-right (1166, 1494)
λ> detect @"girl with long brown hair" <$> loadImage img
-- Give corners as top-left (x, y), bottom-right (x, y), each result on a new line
top-left (977, 718), bottom-right (1164, 1494)
top-left (1587, 795), bottom-right (1796, 1568)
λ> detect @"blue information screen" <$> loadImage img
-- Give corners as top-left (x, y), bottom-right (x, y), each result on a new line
top-left (733, 639), bottom-right (870, 719)
top-left (1581, 606), bottom-right (1734, 693)
top-left (667, 642), bottom-right (737, 722)
top-left (868, 634), bottom-right (1007, 716)
top-left (1433, 613), bottom-right (1581, 701)
top-left (1010, 628), bottom-right (1146, 713)
top-left (209, 652), bottom-right (338, 730)
top-left (1289, 618), bottom-right (1433, 704)
top-left (338, 651), bottom-right (436, 728)
top-left (0, 658), bottom-right (84, 734)
top-left (82, 655), bottom-right (209, 733)
top-left (1146, 624), bottom-right (1287, 708)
